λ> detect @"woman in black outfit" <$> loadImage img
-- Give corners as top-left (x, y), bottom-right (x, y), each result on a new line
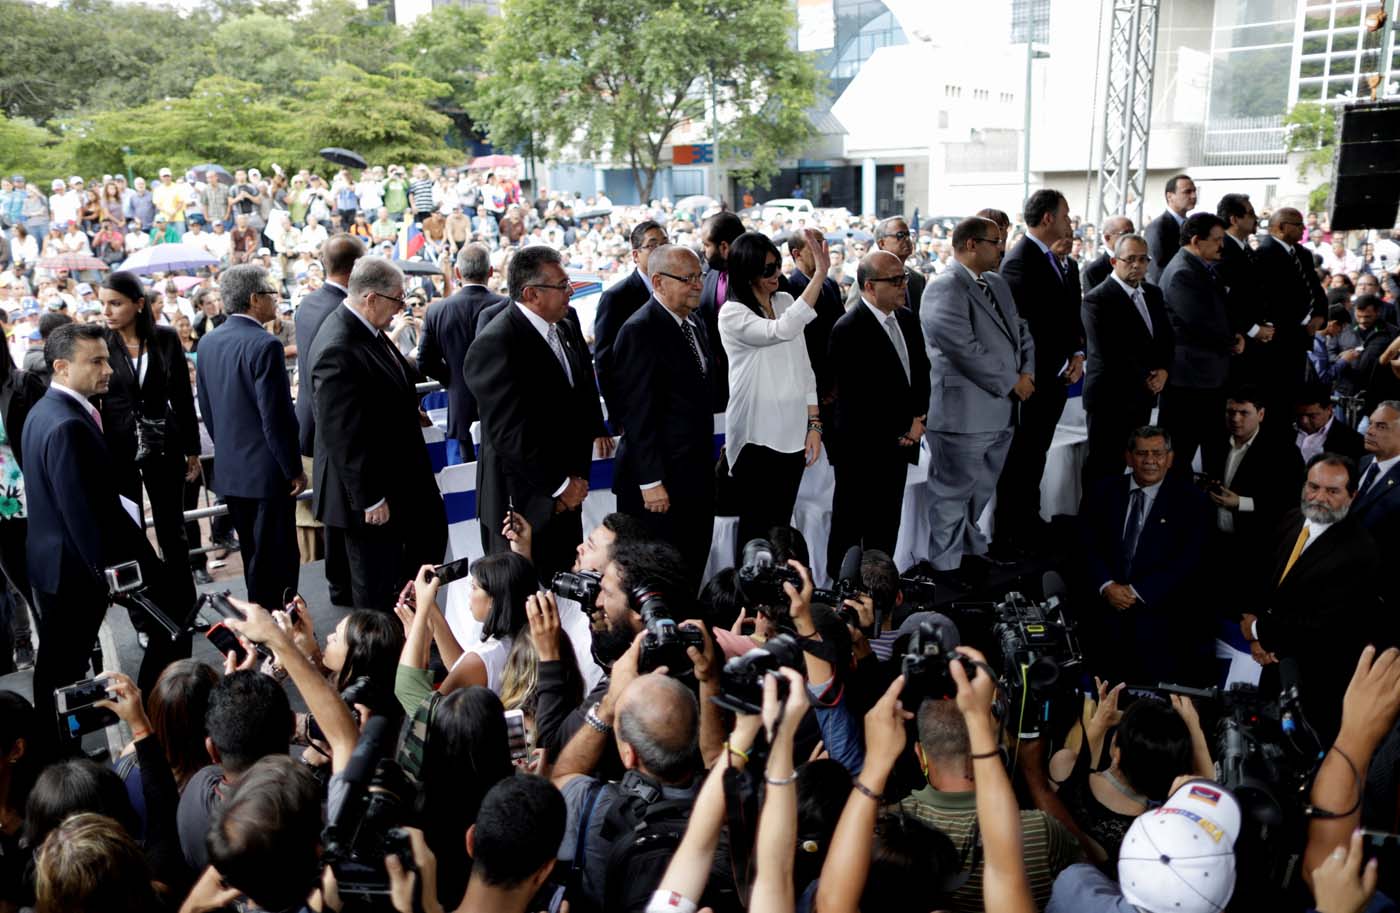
top-left (98, 272), bottom-right (199, 685)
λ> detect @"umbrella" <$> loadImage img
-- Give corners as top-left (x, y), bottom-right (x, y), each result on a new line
top-left (573, 206), bottom-right (613, 221)
top-left (320, 148), bottom-right (368, 170)
top-left (567, 270), bottom-right (603, 298)
top-left (398, 260), bottom-right (443, 276)
top-left (37, 254), bottom-right (109, 272)
top-left (116, 243), bottom-right (218, 274)
top-left (169, 275), bottom-right (207, 292)
top-left (191, 163), bottom-right (233, 183)
top-left (467, 154), bottom-right (517, 171)
top-left (824, 229), bottom-right (874, 244)
top-left (675, 195), bottom-right (718, 213)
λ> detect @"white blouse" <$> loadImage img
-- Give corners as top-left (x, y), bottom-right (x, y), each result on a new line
top-left (718, 291), bottom-right (818, 466)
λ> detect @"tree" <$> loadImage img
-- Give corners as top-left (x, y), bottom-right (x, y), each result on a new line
top-left (288, 64), bottom-right (457, 169)
top-left (0, 115), bottom-right (65, 178)
top-left (470, 0), bottom-right (818, 202)
top-left (211, 13), bottom-right (325, 90)
top-left (1285, 101), bottom-right (1337, 213)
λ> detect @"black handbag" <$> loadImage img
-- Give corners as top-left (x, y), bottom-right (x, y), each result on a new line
top-left (131, 336), bottom-right (170, 463)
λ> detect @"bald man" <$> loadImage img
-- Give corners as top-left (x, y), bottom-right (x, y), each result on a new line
top-left (611, 245), bottom-right (720, 588)
top-left (1248, 207), bottom-right (1327, 412)
top-left (1080, 215), bottom-right (1134, 293)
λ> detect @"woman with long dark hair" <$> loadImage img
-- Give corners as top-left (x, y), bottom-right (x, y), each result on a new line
top-left (440, 551), bottom-right (537, 694)
top-left (97, 272), bottom-right (200, 671)
top-left (718, 228), bottom-right (831, 555)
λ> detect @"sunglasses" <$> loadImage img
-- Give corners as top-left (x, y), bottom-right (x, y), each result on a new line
top-left (761, 260), bottom-right (781, 278)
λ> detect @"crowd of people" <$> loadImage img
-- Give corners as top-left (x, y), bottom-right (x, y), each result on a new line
top-left (0, 156), bottom-right (1399, 913)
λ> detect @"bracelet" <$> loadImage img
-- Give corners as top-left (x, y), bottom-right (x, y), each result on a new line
top-left (970, 748), bottom-right (1000, 760)
top-left (851, 779), bottom-right (883, 802)
top-left (807, 422), bottom-right (823, 434)
top-left (725, 742), bottom-right (750, 763)
top-left (130, 728), bottom-right (150, 741)
top-left (584, 703), bottom-right (613, 734)
top-left (765, 772), bottom-right (798, 786)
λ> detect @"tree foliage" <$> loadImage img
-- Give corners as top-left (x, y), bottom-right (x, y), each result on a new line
top-left (1284, 101), bottom-right (1337, 213)
top-left (469, 0), bottom-right (819, 201)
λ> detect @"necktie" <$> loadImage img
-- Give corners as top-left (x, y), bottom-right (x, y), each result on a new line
top-left (1131, 287), bottom-right (1154, 336)
top-left (375, 332), bottom-right (407, 385)
top-left (1046, 248), bottom-right (1063, 282)
top-left (546, 324), bottom-right (574, 386)
top-left (974, 276), bottom-right (1012, 334)
top-left (681, 319), bottom-right (707, 377)
top-left (885, 314), bottom-right (910, 382)
top-left (1279, 525), bottom-right (1310, 582)
top-left (1359, 462), bottom-right (1380, 497)
top-left (1123, 488), bottom-right (1145, 573)
top-left (89, 403), bottom-right (103, 432)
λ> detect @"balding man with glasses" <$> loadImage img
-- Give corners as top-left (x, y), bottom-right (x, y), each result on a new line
top-left (845, 216), bottom-right (926, 315)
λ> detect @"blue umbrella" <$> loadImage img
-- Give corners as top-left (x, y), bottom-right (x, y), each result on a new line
top-left (116, 243), bottom-right (219, 274)
top-left (824, 229), bottom-right (874, 244)
top-left (191, 163), bottom-right (233, 183)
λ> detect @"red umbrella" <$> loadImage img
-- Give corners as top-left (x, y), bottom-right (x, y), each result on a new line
top-left (38, 254), bottom-right (109, 271)
top-left (467, 154), bottom-right (518, 171)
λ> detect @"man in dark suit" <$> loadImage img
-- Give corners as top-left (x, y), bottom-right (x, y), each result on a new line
top-left (1078, 425), bottom-right (1212, 685)
top-left (697, 211), bottom-right (745, 410)
top-left (1350, 401), bottom-right (1400, 551)
top-left (196, 265), bottom-right (306, 610)
top-left (995, 189), bottom-right (1084, 552)
top-left (1214, 193), bottom-right (1268, 393)
top-left (308, 256), bottom-right (447, 610)
top-left (1079, 215), bottom-right (1133, 293)
top-left (1144, 173), bottom-right (1196, 285)
top-left (612, 245), bottom-right (719, 589)
top-left (1158, 213), bottom-right (1243, 478)
top-left (787, 230), bottom-right (844, 460)
top-left (1081, 233), bottom-right (1174, 482)
top-left (827, 251), bottom-right (931, 575)
top-left (1252, 207), bottom-right (1328, 412)
top-left (593, 220), bottom-right (667, 424)
top-left (1202, 387), bottom-right (1305, 563)
top-left (23, 323), bottom-right (174, 733)
top-left (464, 246), bottom-right (605, 577)
top-left (1295, 385), bottom-right (1364, 463)
top-left (291, 233), bottom-right (363, 606)
top-left (1240, 454), bottom-right (1385, 744)
top-left (418, 242), bottom-right (507, 463)
top-left (843, 216), bottom-right (927, 316)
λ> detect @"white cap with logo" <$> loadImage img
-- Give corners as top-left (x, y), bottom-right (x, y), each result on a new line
top-left (1118, 779), bottom-right (1241, 913)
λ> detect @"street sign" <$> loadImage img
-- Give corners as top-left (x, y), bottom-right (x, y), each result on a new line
top-left (673, 144), bottom-right (714, 165)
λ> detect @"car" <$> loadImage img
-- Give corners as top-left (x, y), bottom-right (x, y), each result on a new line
top-left (760, 198), bottom-right (816, 222)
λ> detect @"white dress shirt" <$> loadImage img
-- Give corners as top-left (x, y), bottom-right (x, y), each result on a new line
top-left (51, 381), bottom-right (102, 425)
top-left (641, 304), bottom-right (713, 490)
top-left (718, 291), bottom-right (818, 467)
top-left (1296, 416), bottom-right (1336, 464)
top-left (1109, 273), bottom-right (1154, 336)
top-left (1218, 428), bottom-right (1259, 531)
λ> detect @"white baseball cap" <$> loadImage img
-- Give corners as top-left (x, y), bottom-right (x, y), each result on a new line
top-left (1118, 780), bottom-right (1241, 913)
top-left (159, 167), bottom-right (172, 177)
top-left (51, 179), bottom-right (64, 190)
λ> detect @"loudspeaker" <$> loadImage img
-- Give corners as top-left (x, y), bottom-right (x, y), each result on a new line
top-left (1329, 100), bottom-right (1400, 231)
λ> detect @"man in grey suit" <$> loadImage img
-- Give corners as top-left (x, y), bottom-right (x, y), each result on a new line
top-left (922, 216), bottom-right (1035, 588)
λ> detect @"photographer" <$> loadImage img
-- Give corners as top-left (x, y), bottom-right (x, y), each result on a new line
top-left (35, 812), bottom-right (163, 913)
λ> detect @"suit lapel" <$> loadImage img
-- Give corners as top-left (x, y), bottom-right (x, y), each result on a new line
top-left (856, 302), bottom-right (911, 390)
top-left (1356, 459), bottom-right (1400, 512)
top-left (956, 269), bottom-right (1014, 344)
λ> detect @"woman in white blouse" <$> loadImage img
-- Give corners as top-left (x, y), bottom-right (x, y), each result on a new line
top-left (718, 227), bottom-right (831, 555)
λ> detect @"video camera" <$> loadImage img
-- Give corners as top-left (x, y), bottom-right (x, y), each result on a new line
top-left (551, 569), bottom-right (602, 607)
top-left (635, 583), bottom-right (705, 675)
top-left (713, 633), bottom-right (805, 715)
top-left (323, 715), bottom-right (417, 901)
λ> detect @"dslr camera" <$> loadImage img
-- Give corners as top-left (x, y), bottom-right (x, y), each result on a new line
top-left (635, 583), bottom-right (706, 675)
top-left (736, 538), bottom-right (802, 608)
top-left (712, 633), bottom-right (805, 715)
top-left (900, 620), bottom-right (970, 707)
top-left (551, 569), bottom-right (602, 607)
top-left (323, 718), bottom-right (417, 901)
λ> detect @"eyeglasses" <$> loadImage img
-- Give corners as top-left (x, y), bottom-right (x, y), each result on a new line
top-left (1117, 255), bottom-right (1151, 265)
top-left (881, 230), bottom-right (912, 241)
top-left (637, 239), bottom-right (666, 251)
top-left (971, 237), bottom-right (1003, 247)
top-left (373, 290), bottom-right (407, 306)
top-left (867, 274), bottom-right (909, 286)
top-left (658, 271), bottom-right (704, 285)
top-left (761, 260), bottom-right (781, 278)
top-left (526, 282), bottom-right (573, 294)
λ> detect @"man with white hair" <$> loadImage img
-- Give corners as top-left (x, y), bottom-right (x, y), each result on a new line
top-left (307, 255), bottom-right (447, 609)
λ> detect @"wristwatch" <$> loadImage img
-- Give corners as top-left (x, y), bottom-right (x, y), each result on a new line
top-left (584, 702), bottom-right (612, 734)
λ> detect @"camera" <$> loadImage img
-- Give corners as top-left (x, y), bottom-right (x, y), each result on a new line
top-left (635, 584), bottom-right (705, 675)
top-left (104, 560), bottom-right (143, 595)
top-left (900, 620), bottom-right (968, 707)
top-left (504, 708), bottom-right (528, 761)
top-left (736, 538), bottom-right (801, 608)
top-left (551, 569), bottom-right (602, 607)
top-left (324, 717), bottom-right (417, 900)
top-left (193, 591), bottom-right (272, 665)
top-left (828, 546), bottom-right (872, 632)
top-left (992, 593), bottom-right (1080, 702)
top-left (307, 676), bottom-right (371, 744)
top-left (712, 633), bottom-right (805, 715)
top-left (426, 556), bottom-right (471, 586)
top-left (54, 678), bottom-right (117, 740)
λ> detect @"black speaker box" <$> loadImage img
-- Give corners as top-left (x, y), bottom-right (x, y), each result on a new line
top-left (1329, 99), bottom-right (1400, 231)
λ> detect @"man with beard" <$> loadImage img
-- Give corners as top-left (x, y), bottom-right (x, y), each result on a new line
top-left (697, 211), bottom-right (746, 409)
top-left (1239, 454), bottom-right (1385, 744)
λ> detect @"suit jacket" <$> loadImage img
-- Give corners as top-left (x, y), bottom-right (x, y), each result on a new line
top-left (293, 282), bottom-right (347, 456)
top-left (1159, 249), bottom-right (1235, 389)
top-left (195, 314), bottom-right (302, 499)
top-left (787, 268), bottom-right (845, 403)
top-left (1080, 277), bottom-right (1174, 415)
top-left (1318, 420), bottom-right (1365, 463)
top-left (1351, 454), bottom-right (1400, 549)
top-left (611, 299), bottom-right (718, 498)
top-left (464, 302), bottom-right (604, 537)
top-left (1214, 235), bottom-right (1263, 337)
top-left (418, 284), bottom-right (508, 441)
top-left (1079, 473), bottom-right (1210, 609)
top-left (1203, 428), bottom-right (1305, 546)
top-left (308, 305), bottom-right (438, 529)
top-left (698, 269), bottom-right (730, 410)
top-left (1144, 212), bottom-right (1182, 285)
top-left (22, 389), bottom-right (146, 593)
top-left (593, 270), bottom-right (652, 420)
top-left (998, 236), bottom-right (1084, 386)
top-left (1252, 235), bottom-right (1327, 385)
top-left (99, 324), bottom-right (200, 465)
top-left (828, 300), bottom-right (931, 467)
top-left (921, 264), bottom-right (1034, 434)
top-left (1080, 252), bottom-right (1112, 294)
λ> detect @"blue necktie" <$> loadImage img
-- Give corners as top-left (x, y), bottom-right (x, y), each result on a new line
top-left (1123, 488), bottom-right (1145, 574)
top-left (1046, 248), bottom-right (1063, 282)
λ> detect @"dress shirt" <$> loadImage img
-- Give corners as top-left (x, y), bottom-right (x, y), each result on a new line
top-left (51, 381), bottom-right (102, 427)
top-left (512, 301), bottom-right (575, 498)
top-left (862, 296), bottom-right (911, 379)
top-left (1109, 273), bottom-right (1154, 336)
top-left (1296, 417), bottom-right (1336, 464)
top-left (718, 291), bottom-right (818, 465)
top-left (1218, 429), bottom-right (1259, 531)
top-left (1099, 476), bottom-right (1161, 603)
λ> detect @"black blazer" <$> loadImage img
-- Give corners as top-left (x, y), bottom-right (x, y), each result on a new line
top-left (1253, 235), bottom-right (1327, 366)
top-left (1080, 252), bottom-right (1112, 294)
top-left (787, 268), bottom-right (844, 403)
top-left (1078, 473), bottom-right (1211, 609)
top-left (999, 236), bottom-right (1085, 385)
top-left (1080, 277), bottom-right (1174, 415)
top-left (1214, 236), bottom-right (1265, 338)
top-left (828, 301), bottom-right (930, 467)
top-left (418, 284), bottom-right (508, 441)
top-left (593, 270), bottom-right (651, 420)
top-left (1203, 428), bottom-right (1305, 547)
top-left (1318, 420), bottom-right (1365, 463)
top-left (99, 324), bottom-right (199, 465)
top-left (195, 315), bottom-right (302, 499)
top-left (293, 282), bottom-right (347, 456)
top-left (22, 389), bottom-right (147, 593)
top-left (308, 306), bottom-right (438, 529)
top-left (698, 269), bottom-right (730, 410)
top-left (1144, 212), bottom-right (1182, 285)
top-left (464, 302), bottom-right (604, 540)
top-left (1351, 454), bottom-right (1400, 550)
top-left (1159, 249), bottom-right (1234, 390)
top-left (611, 298), bottom-right (717, 498)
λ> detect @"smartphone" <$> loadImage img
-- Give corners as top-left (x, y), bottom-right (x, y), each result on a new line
top-left (427, 556), bottom-right (472, 586)
top-left (104, 561), bottom-right (143, 595)
top-left (504, 708), bottom-right (528, 761)
top-left (507, 495), bottom-right (518, 533)
top-left (206, 622), bottom-right (249, 664)
top-left (55, 678), bottom-right (117, 740)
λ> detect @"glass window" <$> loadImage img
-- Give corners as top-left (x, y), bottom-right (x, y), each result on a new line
top-left (1303, 34), bottom-right (1329, 55)
top-left (1327, 75), bottom-right (1358, 98)
top-left (1210, 46), bottom-right (1292, 118)
top-left (1299, 58), bottom-right (1326, 78)
top-left (1298, 80), bottom-right (1324, 100)
top-left (1331, 31), bottom-right (1359, 52)
top-left (1303, 12), bottom-right (1331, 32)
top-left (1216, 22), bottom-right (1295, 48)
top-left (1334, 5), bottom-right (1363, 28)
